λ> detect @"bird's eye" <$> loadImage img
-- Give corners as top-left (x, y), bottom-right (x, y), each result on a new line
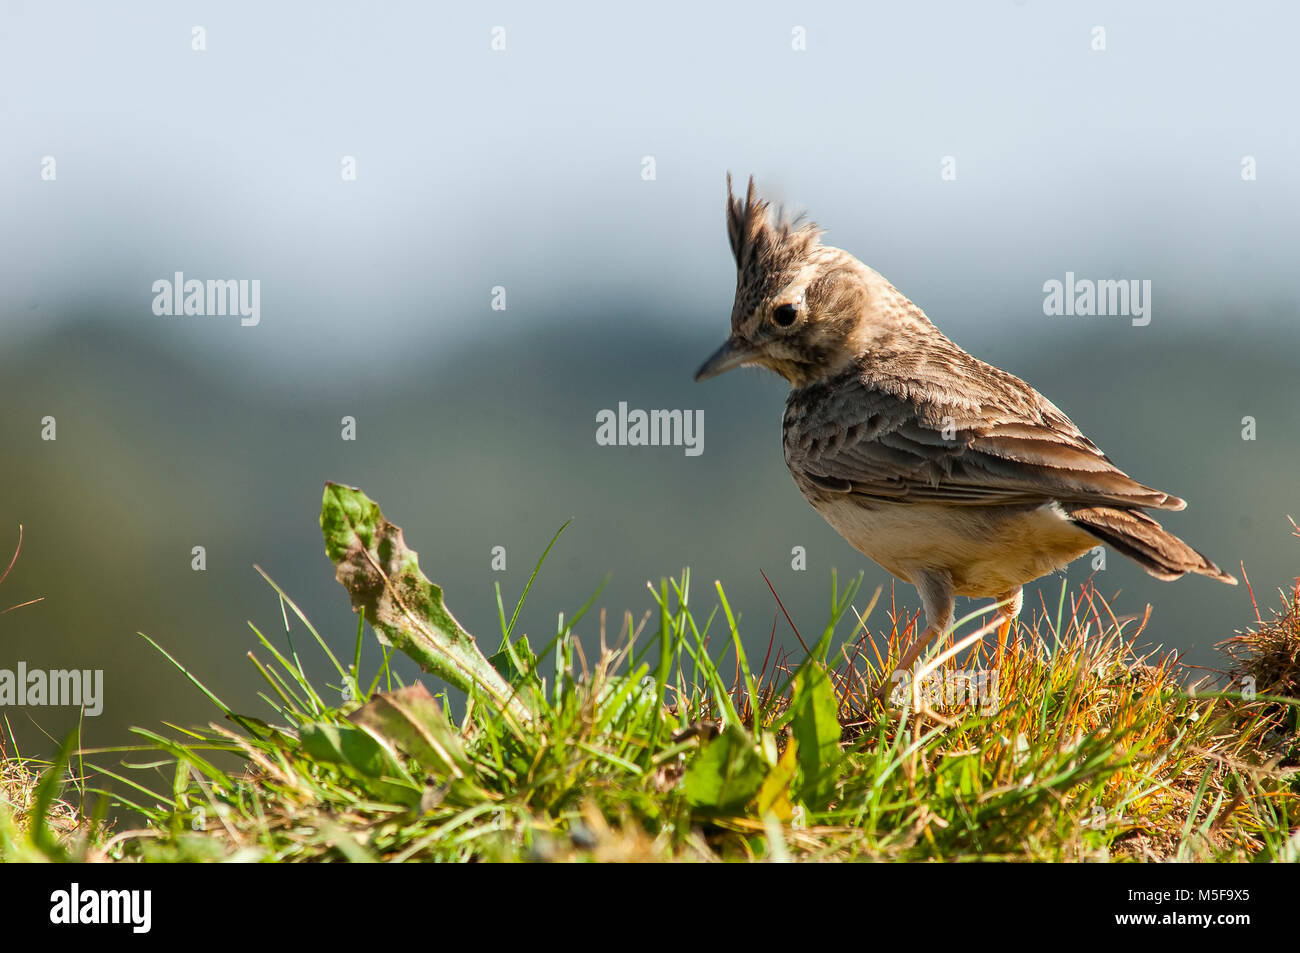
top-left (773, 303), bottom-right (798, 327)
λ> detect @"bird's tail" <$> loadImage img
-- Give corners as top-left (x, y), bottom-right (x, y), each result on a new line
top-left (1064, 505), bottom-right (1237, 585)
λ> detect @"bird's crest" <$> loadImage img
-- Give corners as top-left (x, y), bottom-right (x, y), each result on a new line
top-left (725, 174), bottom-right (823, 295)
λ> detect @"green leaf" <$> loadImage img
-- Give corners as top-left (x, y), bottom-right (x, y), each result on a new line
top-left (298, 723), bottom-right (420, 805)
top-left (348, 682), bottom-right (472, 781)
top-left (138, 834), bottom-right (232, 863)
top-left (29, 734), bottom-right (75, 862)
top-left (683, 726), bottom-right (767, 814)
top-left (756, 738), bottom-right (798, 821)
top-left (790, 663), bottom-right (843, 811)
top-left (319, 483), bottom-right (529, 725)
top-left (488, 635), bottom-right (539, 688)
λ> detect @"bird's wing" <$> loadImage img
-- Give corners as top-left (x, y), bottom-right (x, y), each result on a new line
top-left (784, 354), bottom-right (1184, 511)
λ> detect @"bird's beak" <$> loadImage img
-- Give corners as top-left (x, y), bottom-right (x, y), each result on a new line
top-left (694, 335), bottom-right (761, 382)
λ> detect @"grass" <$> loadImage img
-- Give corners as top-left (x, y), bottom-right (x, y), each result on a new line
top-left (1, 489), bottom-right (1297, 862)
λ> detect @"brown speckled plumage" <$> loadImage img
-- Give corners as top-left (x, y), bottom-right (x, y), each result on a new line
top-left (697, 175), bottom-right (1235, 681)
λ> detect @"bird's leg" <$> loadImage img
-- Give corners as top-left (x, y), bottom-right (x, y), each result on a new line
top-left (877, 571), bottom-right (953, 705)
top-left (894, 624), bottom-right (940, 678)
top-left (993, 586), bottom-right (1024, 661)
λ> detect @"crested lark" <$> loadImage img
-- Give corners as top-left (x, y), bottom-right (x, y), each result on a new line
top-left (696, 176), bottom-right (1236, 681)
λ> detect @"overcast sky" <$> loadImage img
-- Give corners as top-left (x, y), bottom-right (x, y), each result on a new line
top-left (3, 1), bottom-right (1296, 379)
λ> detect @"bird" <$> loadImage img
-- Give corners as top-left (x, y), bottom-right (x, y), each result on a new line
top-left (695, 175), bottom-right (1236, 686)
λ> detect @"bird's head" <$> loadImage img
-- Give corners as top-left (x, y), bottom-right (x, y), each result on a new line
top-left (695, 175), bottom-right (925, 388)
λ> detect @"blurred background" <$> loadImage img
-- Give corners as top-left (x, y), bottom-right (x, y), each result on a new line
top-left (1, 2), bottom-right (1297, 777)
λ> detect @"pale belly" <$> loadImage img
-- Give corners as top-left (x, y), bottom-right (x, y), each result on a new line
top-left (812, 498), bottom-right (1097, 597)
